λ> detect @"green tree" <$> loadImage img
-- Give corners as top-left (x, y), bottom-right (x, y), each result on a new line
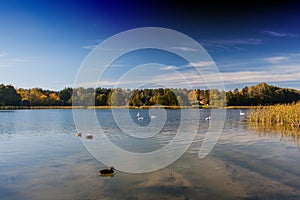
top-left (0, 84), bottom-right (21, 106)
top-left (129, 90), bottom-right (143, 106)
top-left (108, 89), bottom-right (125, 106)
top-left (72, 87), bottom-right (95, 106)
top-left (158, 89), bottom-right (178, 106)
top-left (59, 87), bottom-right (73, 105)
top-left (174, 89), bottom-right (190, 106)
top-left (95, 94), bottom-right (107, 106)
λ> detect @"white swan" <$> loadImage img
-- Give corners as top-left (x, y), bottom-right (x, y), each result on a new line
top-left (137, 112), bottom-right (140, 117)
top-left (205, 116), bottom-right (211, 121)
top-left (240, 110), bottom-right (245, 116)
top-left (138, 116), bottom-right (144, 121)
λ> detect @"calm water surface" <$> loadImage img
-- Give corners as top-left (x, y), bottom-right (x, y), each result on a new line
top-left (1, 109), bottom-right (300, 200)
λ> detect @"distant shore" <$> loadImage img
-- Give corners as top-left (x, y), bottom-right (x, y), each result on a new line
top-left (0, 105), bottom-right (271, 110)
top-left (0, 105), bottom-right (202, 110)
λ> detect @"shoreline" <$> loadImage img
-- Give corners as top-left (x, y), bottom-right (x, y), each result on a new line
top-left (0, 105), bottom-right (202, 110)
top-left (0, 105), bottom-right (270, 110)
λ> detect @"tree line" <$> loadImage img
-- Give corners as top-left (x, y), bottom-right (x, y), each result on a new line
top-left (226, 82), bottom-right (300, 106)
top-left (0, 82), bottom-right (300, 107)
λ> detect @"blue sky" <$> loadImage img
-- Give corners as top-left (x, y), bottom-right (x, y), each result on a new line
top-left (0, 0), bottom-right (300, 90)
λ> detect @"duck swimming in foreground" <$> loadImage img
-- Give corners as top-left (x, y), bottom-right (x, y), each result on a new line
top-left (75, 133), bottom-right (82, 137)
top-left (98, 166), bottom-right (116, 176)
top-left (85, 134), bottom-right (93, 139)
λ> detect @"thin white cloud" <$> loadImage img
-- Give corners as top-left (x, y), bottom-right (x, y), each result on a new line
top-left (90, 39), bottom-right (103, 43)
top-left (262, 30), bottom-right (297, 37)
top-left (198, 64), bottom-right (300, 87)
top-left (0, 63), bottom-right (12, 68)
top-left (188, 61), bottom-right (215, 67)
top-left (264, 56), bottom-right (289, 64)
top-left (171, 46), bottom-right (197, 52)
top-left (13, 58), bottom-right (27, 62)
top-left (14, 57), bottom-right (39, 63)
top-left (78, 61), bottom-right (300, 90)
top-left (221, 70), bottom-right (300, 86)
top-left (157, 64), bottom-right (300, 89)
top-left (109, 63), bottom-right (128, 68)
top-left (203, 38), bottom-right (262, 47)
top-left (160, 62), bottom-right (215, 71)
top-left (0, 52), bottom-right (7, 57)
top-left (82, 44), bottom-right (97, 50)
top-left (0, 56), bottom-right (38, 68)
top-left (160, 65), bottom-right (179, 71)
top-left (82, 39), bottom-right (103, 50)
top-left (262, 63), bottom-right (300, 74)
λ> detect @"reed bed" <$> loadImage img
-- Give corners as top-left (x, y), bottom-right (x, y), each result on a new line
top-left (248, 102), bottom-right (300, 147)
top-left (247, 102), bottom-right (300, 150)
top-left (248, 102), bottom-right (300, 129)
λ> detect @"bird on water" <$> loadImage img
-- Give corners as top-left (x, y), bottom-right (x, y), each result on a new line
top-left (205, 116), bottom-right (211, 121)
top-left (98, 166), bottom-right (116, 176)
top-left (85, 134), bottom-right (93, 139)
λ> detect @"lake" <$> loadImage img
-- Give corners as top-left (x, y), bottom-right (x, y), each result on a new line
top-left (1, 109), bottom-right (300, 200)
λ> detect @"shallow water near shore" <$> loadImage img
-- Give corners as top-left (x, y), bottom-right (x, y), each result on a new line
top-left (1, 109), bottom-right (300, 200)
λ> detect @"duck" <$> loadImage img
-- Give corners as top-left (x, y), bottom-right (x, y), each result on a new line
top-left (98, 166), bottom-right (116, 176)
top-left (240, 110), bottom-right (245, 116)
top-left (75, 133), bottom-right (82, 137)
top-left (205, 116), bottom-right (211, 121)
top-left (85, 134), bottom-right (93, 139)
